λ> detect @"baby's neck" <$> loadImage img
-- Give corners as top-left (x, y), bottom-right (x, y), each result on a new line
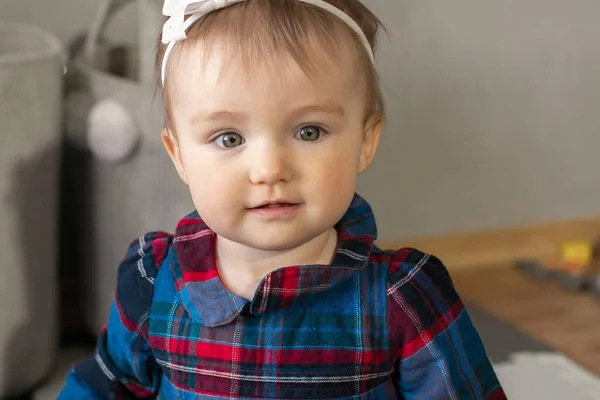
top-left (215, 228), bottom-right (339, 300)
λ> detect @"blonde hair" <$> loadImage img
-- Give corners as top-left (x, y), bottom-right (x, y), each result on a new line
top-left (155, 0), bottom-right (385, 129)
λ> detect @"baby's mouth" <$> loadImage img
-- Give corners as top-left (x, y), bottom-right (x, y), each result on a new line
top-left (250, 200), bottom-right (300, 209)
top-left (253, 202), bottom-right (295, 209)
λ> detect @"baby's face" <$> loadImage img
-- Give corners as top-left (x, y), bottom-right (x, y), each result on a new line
top-left (163, 43), bottom-right (380, 251)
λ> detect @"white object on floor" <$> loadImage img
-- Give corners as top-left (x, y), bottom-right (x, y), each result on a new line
top-left (494, 352), bottom-right (600, 400)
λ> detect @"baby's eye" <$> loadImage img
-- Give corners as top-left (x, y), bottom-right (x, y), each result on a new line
top-left (215, 132), bottom-right (245, 148)
top-left (295, 125), bottom-right (325, 142)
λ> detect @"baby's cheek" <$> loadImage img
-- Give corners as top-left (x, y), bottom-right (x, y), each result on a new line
top-left (319, 169), bottom-right (353, 192)
top-left (184, 163), bottom-right (230, 204)
top-left (317, 151), bottom-right (360, 190)
top-left (309, 162), bottom-right (357, 219)
top-left (191, 173), bottom-right (235, 203)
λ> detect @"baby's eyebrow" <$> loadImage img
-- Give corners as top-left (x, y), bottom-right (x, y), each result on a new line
top-left (291, 104), bottom-right (346, 118)
top-left (192, 110), bottom-right (248, 125)
top-left (191, 103), bottom-right (346, 125)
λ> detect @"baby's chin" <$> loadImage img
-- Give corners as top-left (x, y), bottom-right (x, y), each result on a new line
top-left (217, 227), bottom-right (334, 253)
top-left (226, 234), bottom-right (317, 253)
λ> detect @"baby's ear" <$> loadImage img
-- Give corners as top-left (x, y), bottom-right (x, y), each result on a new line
top-left (161, 129), bottom-right (188, 185)
top-left (358, 111), bottom-right (384, 174)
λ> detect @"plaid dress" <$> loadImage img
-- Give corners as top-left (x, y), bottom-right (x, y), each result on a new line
top-left (59, 194), bottom-right (505, 399)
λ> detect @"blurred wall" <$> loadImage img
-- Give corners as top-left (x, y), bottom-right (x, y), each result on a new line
top-left (359, 0), bottom-right (600, 241)
top-left (0, 0), bottom-right (137, 46)
top-left (1, 0), bottom-right (600, 242)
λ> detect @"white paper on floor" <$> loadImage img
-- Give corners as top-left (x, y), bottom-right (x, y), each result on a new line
top-left (494, 352), bottom-right (600, 400)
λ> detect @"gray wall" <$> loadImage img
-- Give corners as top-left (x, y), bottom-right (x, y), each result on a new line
top-left (360, 0), bottom-right (600, 241)
top-left (2, 0), bottom-right (599, 242)
top-left (0, 0), bottom-right (137, 45)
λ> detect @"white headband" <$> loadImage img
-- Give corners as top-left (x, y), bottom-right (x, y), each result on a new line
top-left (160, 0), bottom-right (374, 86)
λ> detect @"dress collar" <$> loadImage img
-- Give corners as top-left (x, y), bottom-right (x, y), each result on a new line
top-left (170, 193), bottom-right (377, 327)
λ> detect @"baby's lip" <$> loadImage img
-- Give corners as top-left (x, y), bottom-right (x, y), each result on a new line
top-left (249, 200), bottom-right (300, 209)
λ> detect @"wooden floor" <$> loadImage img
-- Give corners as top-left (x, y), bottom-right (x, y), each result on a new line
top-left (452, 266), bottom-right (600, 375)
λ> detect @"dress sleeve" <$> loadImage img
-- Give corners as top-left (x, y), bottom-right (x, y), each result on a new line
top-left (58, 232), bottom-right (172, 399)
top-left (387, 248), bottom-right (506, 400)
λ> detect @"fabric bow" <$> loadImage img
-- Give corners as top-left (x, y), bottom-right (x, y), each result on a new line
top-left (162, 0), bottom-right (244, 44)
